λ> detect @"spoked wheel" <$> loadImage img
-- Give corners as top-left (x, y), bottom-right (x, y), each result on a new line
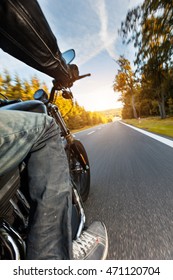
top-left (68, 140), bottom-right (90, 202)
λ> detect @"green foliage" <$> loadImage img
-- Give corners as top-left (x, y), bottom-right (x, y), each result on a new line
top-left (118, 0), bottom-right (173, 119)
top-left (120, 0), bottom-right (173, 68)
top-left (0, 70), bottom-right (107, 130)
top-left (113, 56), bottom-right (139, 119)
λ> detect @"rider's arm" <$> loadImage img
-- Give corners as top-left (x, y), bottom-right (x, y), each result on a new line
top-left (0, 0), bottom-right (71, 86)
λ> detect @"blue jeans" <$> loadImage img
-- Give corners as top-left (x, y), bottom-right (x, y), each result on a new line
top-left (0, 110), bottom-right (72, 259)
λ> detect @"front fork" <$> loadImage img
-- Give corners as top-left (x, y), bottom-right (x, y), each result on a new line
top-left (65, 136), bottom-right (89, 171)
top-left (71, 186), bottom-right (86, 239)
top-left (49, 103), bottom-right (89, 171)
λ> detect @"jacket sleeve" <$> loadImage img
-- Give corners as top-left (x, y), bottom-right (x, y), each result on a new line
top-left (0, 0), bottom-right (70, 83)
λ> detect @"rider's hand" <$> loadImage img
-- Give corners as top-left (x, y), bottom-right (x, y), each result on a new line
top-left (69, 64), bottom-right (79, 81)
top-left (56, 64), bottom-right (79, 88)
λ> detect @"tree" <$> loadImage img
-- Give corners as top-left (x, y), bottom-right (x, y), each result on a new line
top-left (120, 0), bottom-right (173, 118)
top-left (1, 70), bottom-right (12, 98)
top-left (0, 69), bottom-right (108, 129)
top-left (120, 0), bottom-right (173, 66)
top-left (113, 56), bottom-right (138, 119)
top-left (30, 76), bottom-right (41, 96)
top-left (23, 80), bottom-right (33, 100)
top-left (13, 74), bottom-right (24, 100)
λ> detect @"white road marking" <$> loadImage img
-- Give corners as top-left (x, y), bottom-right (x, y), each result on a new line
top-left (87, 131), bottom-right (95, 135)
top-left (120, 121), bottom-right (173, 148)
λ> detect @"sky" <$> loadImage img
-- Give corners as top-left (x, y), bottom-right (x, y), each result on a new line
top-left (0, 0), bottom-right (142, 111)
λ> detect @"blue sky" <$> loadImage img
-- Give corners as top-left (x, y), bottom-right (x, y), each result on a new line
top-left (0, 0), bottom-right (142, 111)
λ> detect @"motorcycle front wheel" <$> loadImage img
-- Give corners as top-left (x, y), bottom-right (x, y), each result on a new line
top-left (68, 140), bottom-right (90, 202)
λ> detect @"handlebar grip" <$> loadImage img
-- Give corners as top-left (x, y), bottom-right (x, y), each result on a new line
top-left (77, 73), bottom-right (91, 80)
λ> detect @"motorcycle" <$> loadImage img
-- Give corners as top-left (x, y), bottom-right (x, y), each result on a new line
top-left (0, 50), bottom-right (92, 260)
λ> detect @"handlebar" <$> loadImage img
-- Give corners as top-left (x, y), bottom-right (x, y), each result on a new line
top-left (76, 73), bottom-right (91, 80)
top-left (49, 73), bottom-right (91, 103)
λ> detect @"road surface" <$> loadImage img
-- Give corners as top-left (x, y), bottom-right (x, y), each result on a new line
top-left (75, 121), bottom-right (173, 259)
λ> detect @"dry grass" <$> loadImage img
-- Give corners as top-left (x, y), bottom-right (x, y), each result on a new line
top-left (123, 117), bottom-right (173, 138)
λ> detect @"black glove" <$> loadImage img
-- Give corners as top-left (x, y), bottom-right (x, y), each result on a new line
top-left (55, 64), bottom-right (79, 88)
top-left (69, 64), bottom-right (79, 82)
top-left (53, 63), bottom-right (79, 89)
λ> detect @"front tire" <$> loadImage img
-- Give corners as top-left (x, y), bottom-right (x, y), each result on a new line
top-left (68, 140), bottom-right (90, 202)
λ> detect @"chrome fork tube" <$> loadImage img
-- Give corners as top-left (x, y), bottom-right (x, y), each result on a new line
top-left (72, 187), bottom-right (86, 238)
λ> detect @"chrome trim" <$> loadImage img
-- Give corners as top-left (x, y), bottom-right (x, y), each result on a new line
top-left (10, 199), bottom-right (28, 228)
top-left (0, 220), bottom-right (26, 259)
top-left (16, 189), bottom-right (30, 212)
top-left (0, 227), bottom-right (20, 259)
top-left (0, 169), bottom-right (19, 201)
top-left (72, 188), bottom-right (85, 238)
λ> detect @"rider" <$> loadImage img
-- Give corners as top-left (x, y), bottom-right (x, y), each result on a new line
top-left (0, 0), bottom-right (108, 259)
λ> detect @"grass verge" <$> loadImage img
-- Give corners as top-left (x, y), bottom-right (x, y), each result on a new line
top-left (123, 117), bottom-right (173, 138)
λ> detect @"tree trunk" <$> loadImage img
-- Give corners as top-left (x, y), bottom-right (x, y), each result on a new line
top-left (158, 89), bottom-right (166, 119)
top-left (131, 94), bottom-right (138, 119)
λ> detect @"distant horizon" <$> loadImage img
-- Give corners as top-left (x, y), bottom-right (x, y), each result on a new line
top-left (95, 107), bottom-right (122, 113)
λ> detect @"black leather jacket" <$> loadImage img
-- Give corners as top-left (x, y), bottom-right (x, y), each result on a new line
top-left (0, 0), bottom-right (70, 84)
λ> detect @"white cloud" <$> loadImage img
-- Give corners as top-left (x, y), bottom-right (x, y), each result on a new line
top-left (92, 0), bottom-right (117, 58)
top-left (37, 0), bottom-right (139, 67)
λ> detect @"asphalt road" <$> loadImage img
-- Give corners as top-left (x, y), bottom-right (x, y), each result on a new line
top-left (75, 121), bottom-right (173, 260)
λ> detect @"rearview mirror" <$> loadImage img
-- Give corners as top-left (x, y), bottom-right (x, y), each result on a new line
top-left (62, 49), bottom-right (75, 64)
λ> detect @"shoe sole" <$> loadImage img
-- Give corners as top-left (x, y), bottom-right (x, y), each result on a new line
top-left (101, 222), bottom-right (108, 260)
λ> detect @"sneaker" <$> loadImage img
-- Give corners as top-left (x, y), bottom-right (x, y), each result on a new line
top-left (73, 221), bottom-right (108, 260)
